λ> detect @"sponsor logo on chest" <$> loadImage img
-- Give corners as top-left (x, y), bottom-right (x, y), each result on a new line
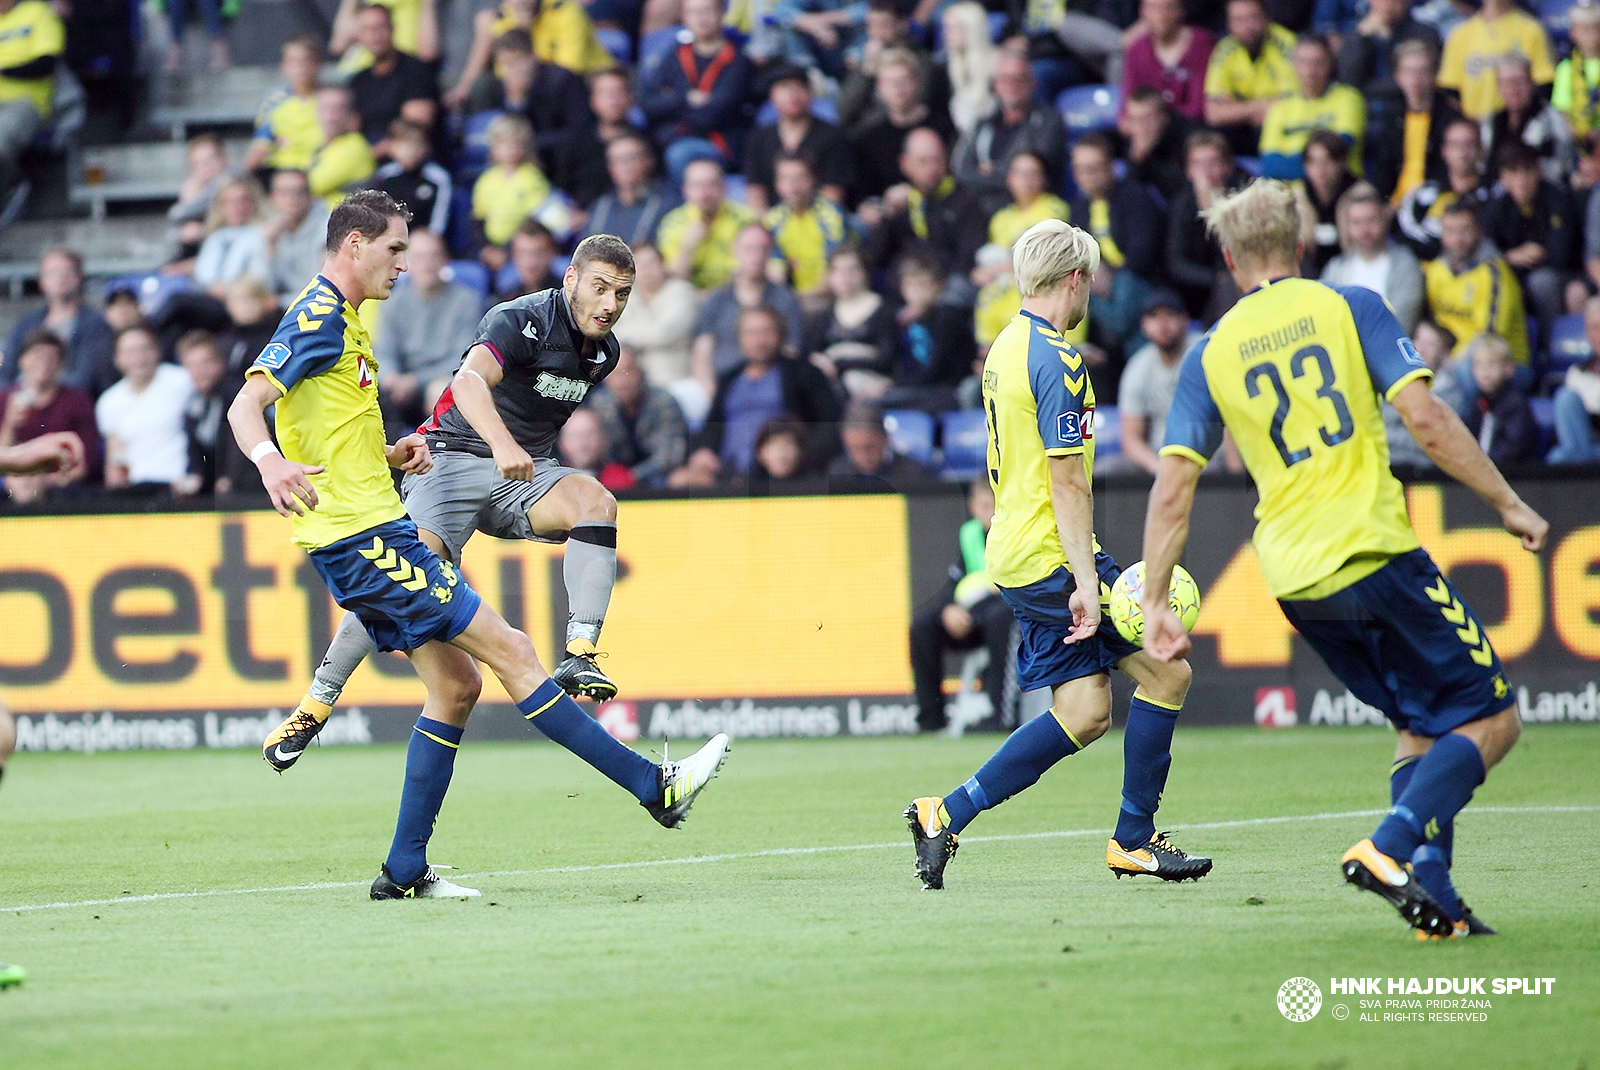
top-left (534, 371), bottom-right (591, 403)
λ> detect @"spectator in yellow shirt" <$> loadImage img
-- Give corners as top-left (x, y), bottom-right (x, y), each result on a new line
top-left (657, 158), bottom-right (759, 290)
top-left (1423, 198), bottom-right (1530, 366)
top-left (307, 86), bottom-right (378, 206)
top-left (445, 0), bottom-right (612, 109)
top-left (986, 152), bottom-right (1068, 249)
top-left (330, 0), bottom-right (440, 71)
top-left (244, 35), bottom-right (324, 173)
top-left (0, 0), bottom-right (62, 197)
top-left (471, 114), bottom-right (557, 271)
top-left (1437, 0), bottom-right (1553, 121)
top-left (763, 151), bottom-right (853, 297)
top-left (1552, 0), bottom-right (1600, 140)
top-left (1258, 34), bottom-right (1365, 180)
top-left (1203, 0), bottom-right (1298, 155)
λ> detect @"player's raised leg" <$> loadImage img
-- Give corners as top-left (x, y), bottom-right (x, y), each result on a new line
top-left (445, 601), bottom-right (729, 828)
top-left (909, 673), bottom-right (1111, 890)
top-left (1105, 650), bottom-right (1211, 881)
top-left (371, 640), bottom-right (484, 899)
top-left (526, 472), bottom-right (622, 700)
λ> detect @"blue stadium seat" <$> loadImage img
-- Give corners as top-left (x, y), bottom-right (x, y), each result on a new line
top-left (595, 27), bottom-right (633, 65)
top-left (1093, 404), bottom-right (1120, 456)
top-left (495, 259), bottom-right (520, 296)
top-left (445, 185), bottom-right (477, 256)
top-left (938, 408), bottom-right (988, 480)
top-left (988, 11), bottom-right (1009, 41)
top-left (1539, 0), bottom-right (1578, 38)
top-left (444, 260), bottom-right (490, 299)
top-left (1546, 313), bottom-right (1590, 374)
top-left (1236, 156), bottom-right (1263, 176)
top-left (723, 173), bottom-right (748, 203)
top-left (883, 409), bottom-right (935, 466)
top-left (1530, 395), bottom-right (1556, 457)
top-left (1055, 84), bottom-right (1119, 140)
top-left (639, 25), bottom-right (687, 68)
top-left (457, 110), bottom-right (499, 177)
top-left (755, 97), bottom-right (842, 127)
top-left (102, 273), bottom-right (192, 316)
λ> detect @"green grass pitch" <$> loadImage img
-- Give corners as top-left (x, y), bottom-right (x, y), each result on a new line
top-left (2, 725), bottom-right (1597, 1069)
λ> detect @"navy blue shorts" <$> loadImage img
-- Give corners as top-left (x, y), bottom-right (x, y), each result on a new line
top-left (309, 519), bottom-right (483, 653)
top-left (997, 552), bottom-right (1142, 693)
top-left (1277, 549), bottom-right (1513, 738)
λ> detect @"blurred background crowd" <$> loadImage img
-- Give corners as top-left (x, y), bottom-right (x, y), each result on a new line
top-left (1, 0), bottom-right (1599, 507)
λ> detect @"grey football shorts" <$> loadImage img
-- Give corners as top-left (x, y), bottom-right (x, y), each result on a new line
top-left (400, 450), bottom-right (583, 563)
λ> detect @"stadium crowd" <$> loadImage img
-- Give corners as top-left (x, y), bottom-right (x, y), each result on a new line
top-left (3, 0), bottom-right (1600, 506)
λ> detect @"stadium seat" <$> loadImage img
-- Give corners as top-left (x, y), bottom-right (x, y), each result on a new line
top-left (1093, 404), bottom-right (1121, 456)
top-left (988, 11), bottom-right (1009, 40)
top-left (1236, 156), bottom-right (1263, 176)
top-left (638, 26), bottom-right (688, 73)
top-left (723, 173), bottom-right (749, 203)
top-left (1539, 0), bottom-right (1578, 38)
top-left (457, 110), bottom-right (499, 177)
top-left (102, 272), bottom-right (192, 317)
top-left (1546, 313), bottom-right (1590, 375)
top-left (494, 259), bottom-right (520, 295)
top-left (595, 27), bottom-right (633, 65)
top-left (444, 260), bottom-right (490, 299)
top-left (1530, 395), bottom-right (1556, 457)
top-left (755, 98), bottom-right (843, 127)
top-left (1055, 84), bottom-right (1119, 140)
top-left (883, 409), bottom-right (935, 466)
top-left (938, 408), bottom-right (988, 480)
top-left (445, 185), bottom-right (477, 256)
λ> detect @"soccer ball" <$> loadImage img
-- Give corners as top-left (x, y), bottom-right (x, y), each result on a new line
top-left (1108, 561), bottom-right (1201, 646)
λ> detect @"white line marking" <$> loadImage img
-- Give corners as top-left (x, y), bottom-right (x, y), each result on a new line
top-left (4, 805), bottom-right (1594, 914)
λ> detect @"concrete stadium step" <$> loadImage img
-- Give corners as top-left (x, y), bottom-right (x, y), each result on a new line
top-left (148, 65), bottom-right (283, 140)
top-left (0, 216), bottom-right (170, 296)
top-left (72, 137), bottom-right (253, 221)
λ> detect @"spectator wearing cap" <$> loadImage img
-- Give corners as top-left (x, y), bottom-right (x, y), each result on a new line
top-left (1366, 39), bottom-right (1462, 206)
top-left (639, 0), bottom-right (752, 183)
top-left (581, 133), bottom-right (681, 245)
top-left (1321, 182), bottom-right (1424, 333)
top-left (1258, 33), bottom-right (1364, 181)
top-left (951, 51), bottom-right (1066, 204)
top-left (1548, 296), bottom-right (1600, 464)
top-left (1553, 1), bottom-right (1600, 143)
top-left (1484, 141), bottom-right (1580, 332)
top-left (742, 65), bottom-right (854, 213)
top-left (470, 30), bottom-right (592, 160)
top-left (1068, 131), bottom-right (1165, 358)
top-left (864, 126), bottom-right (985, 281)
top-left (848, 47), bottom-right (955, 203)
top-left (346, 2), bottom-right (439, 151)
top-left (1436, 0), bottom-right (1553, 122)
top-left (0, 330), bottom-right (100, 501)
top-left (1117, 289), bottom-right (1200, 477)
top-left (1121, 0), bottom-right (1215, 124)
top-left (585, 347), bottom-right (690, 487)
top-left (1481, 54), bottom-right (1575, 186)
top-left (1119, 88), bottom-right (1189, 204)
top-left (826, 400), bottom-right (934, 486)
top-left (1, 247), bottom-right (116, 397)
top-left (657, 157), bottom-right (759, 290)
top-left (1202, 0), bottom-right (1298, 157)
top-left (1396, 116), bottom-right (1490, 262)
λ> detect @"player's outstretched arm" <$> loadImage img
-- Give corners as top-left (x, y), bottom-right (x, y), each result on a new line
top-left (1047, 455), bottom-right (1102, 646)
top-left (0, 431), bottom-right (84, 477)
top-left (1140, 452), bottom-right (1204, 663)
top-left (228, 376), bottom-right (325, 517)
top-left (1391, 379), bottom-right (1549, 552)
top-left (450, 344), bottom-right (535, 482)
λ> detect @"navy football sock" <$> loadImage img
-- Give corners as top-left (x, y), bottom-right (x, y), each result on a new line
top-left (1391, 754), bottom-right (1453, 866)
top-left (942, 710), bottom-right (1082, 835)
top-left (385, 716), bottom-right (464, 885)
top-left (1392, 754), bottom-right (1463, 920)
top-left (1371, 733), bottom-right (1484, 862)
top-left (1113, 693), bottom-right (1181, 851)
top-left (517, 679), bottom-right (660, 805)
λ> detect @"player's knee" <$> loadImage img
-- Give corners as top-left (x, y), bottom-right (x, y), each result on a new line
top-left (443, 662), bottom-right (483, 713)
top-left (1156, 658), bottom-right (1193, 704)
top-left (576, 480), bottom-right (618, 523)
top-left (1079, 706), bottom-right (1112, 744)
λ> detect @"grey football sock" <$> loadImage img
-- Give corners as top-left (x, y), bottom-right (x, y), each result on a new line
top-left (309, 613), bottom-right (378, 705)
top-left (564, 522), bottom-right (617, 650)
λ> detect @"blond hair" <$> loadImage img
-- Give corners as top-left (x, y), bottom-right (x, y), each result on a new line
top-left (1466, 332), bottom-right (1514, 366)
top-left (487, 113), bottom-right (535, 153)
top-left (1202, 178), bottom-right (1301, 271)
top-left (1012, 218), bottom-right (1099, 298)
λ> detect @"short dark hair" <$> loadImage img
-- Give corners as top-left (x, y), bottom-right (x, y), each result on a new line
top-left (841, 400), bottom-right (887, 433)
top-left (1496, 140), bottom-right (1541, 174)
top-left (357, 1), bottom-right (393, 23)
top-left (18, 328), bottom-right (64, 361)
top-left (387, 119), bottom-right (427, 143)
top-left (895, 248), bottom-right (943, 283)
top-left (1302, 128), bottom-right (1350, 164)
top-left (738, 303), bottom-right (785, 334)
top-left (1295, 32), bottom-right (1335, 61)
top-left (590, 66), bottom-right (632, 92)
top-left (1124, 86), bottom-right (1171, 114)
top-left (325, 189), bottom-right (411, 253)
top-left (1073, 130), bottom-right (1117, 162)
top-left (115, 324), bottom-right (159, 348)
top-left (39, 244), bottom-right (82, 275)
top-left (1440, 197), bottom-right (1483, 227)
top-left (283, 33), bottom-right (323, 58)
top-left (493, 28), bottom-right (533, 54)
top-left (774, 148), bottom-right (818, 176)
top-left (1185, 128), bottom-right (1232, 160)
top-left (513, 218), bottom-right (556, 246)
top-left (176, 329), bottom-right (221, 359)
top-left (1414, 316), bottom-right (1456, 350)
top-left (271, 167), bottom-right (310, 190)
top-left (570, 233), bottom-right (636, 277)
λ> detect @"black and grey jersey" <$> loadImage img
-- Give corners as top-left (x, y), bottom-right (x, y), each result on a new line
top-left (421, 287), bottom-right (619, 460)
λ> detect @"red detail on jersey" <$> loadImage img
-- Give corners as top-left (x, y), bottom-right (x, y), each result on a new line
top-left (481, 340), bottom-right (505, 365)
top-left (357, 354), bottom-right (373, 389)
top-left (1083, 404), bottom-right (1095, 440)
top-left (418, 384), bottom-right (457, 434)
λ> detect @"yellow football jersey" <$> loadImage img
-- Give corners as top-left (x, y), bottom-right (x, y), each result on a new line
top-left (1160, 278), bottom-right (1432, 600)
top-left (981, 309), bottom-right (1101, 590)
top-left (1437, 8), bottom-right (1554, 119)
top-left (1204, 24), bottom-right (1298, 103)
top-left (247, 275), bottom-right (406, 552)
top-left (1257, 84), bottom-right (1366, 178)
top-left (763, 198), bottom-right (850, 293)
top-left (472, 161), bottom-right (553, 246)
top-left (0, 0), bottom-right (62, 116)
top-left (656, 199), bottom-right (759, 290)
top-left (253, 87), bottom-right (322, 171)
top-left (1422, 254), bottom-right (1530, 364)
